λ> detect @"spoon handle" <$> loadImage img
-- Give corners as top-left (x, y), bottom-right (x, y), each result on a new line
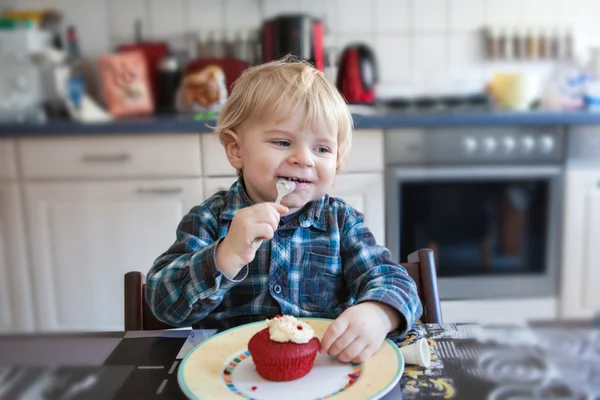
top-left (250, 186), bottom-right (289, 251)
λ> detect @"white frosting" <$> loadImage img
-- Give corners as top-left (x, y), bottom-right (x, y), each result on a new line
top-left (265, 315), bottom-right (315, 344)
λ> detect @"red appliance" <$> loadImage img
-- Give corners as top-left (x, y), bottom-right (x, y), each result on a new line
top-left (336, 44), bottom-right (379, 104)
top-left (261, 14), bottom-right (324, 71)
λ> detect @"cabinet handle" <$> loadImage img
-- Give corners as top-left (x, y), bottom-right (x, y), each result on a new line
top-left (81, 153), bottom-right (131, 163)
top-left (136, 187), bottom-right (183, 195)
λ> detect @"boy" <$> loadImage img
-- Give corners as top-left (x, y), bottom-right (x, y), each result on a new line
top-left (146, 58), bottom-right (422, 363)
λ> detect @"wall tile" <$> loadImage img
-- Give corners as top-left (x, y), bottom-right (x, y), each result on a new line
top-left (224, 0), bottom-right (261, 30)
top-left (300, 0), bottom-right (338, 34)
top-left (376, 35), bottom-right (412, 84)
top-left (337, 0), bottom-right (373, 34)
top-left (187, 0), bottom-right (225, 32)
top-left (484, 0), bottom-right (525, 26)
top-left (448, 33), bottom-right (483, 66)
top-left (107, 0), bottom-right (147, 45)
top-left (261, 0), bottom-right (301, 19)
top-left (556, 0), bottom-right (597, 29)
top-left (413, 34), bottom-right (449, 75)
top-left (57, 0), bottom-right (110, 57)
top-left (448, 0), bottom-right (484, 33)
top-left (148, 0), bottom-right (186, 40)
top-left (522, 0), bottom-right (558, 26)
top-left (413, 0), bottom-right (447, 33)
top-left (336, 33), bottom-right (376, 52)
top-left (374, 0), bottom-right (410, 34)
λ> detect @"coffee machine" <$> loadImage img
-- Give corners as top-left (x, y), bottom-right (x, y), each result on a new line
top-left (261, 14), bottom-right (324, 71)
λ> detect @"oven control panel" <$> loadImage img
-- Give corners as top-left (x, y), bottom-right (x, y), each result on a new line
top-left (385, 127), bottom-right (565, 165)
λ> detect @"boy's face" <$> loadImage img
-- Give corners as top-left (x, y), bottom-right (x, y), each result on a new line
top-left (229, 107), bottom-right (338, 213)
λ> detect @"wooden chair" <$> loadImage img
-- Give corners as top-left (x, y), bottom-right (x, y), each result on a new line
top-left (402, 248), bottom-right (443, 324)
top-left (124, 248), bottom-right (442, 330)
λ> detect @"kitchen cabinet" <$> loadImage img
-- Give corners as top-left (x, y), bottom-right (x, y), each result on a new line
top-left (560, 168), bottom-right (600, 319)
top-left (330, 174), bottom-right (385, 244)
top-left (0, 183), bottom-right (35, 332)
top-left (23, 179), bottom-right (203, 332)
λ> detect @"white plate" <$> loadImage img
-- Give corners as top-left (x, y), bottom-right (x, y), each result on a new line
top-left (178, 318), bottom-right (404, 400)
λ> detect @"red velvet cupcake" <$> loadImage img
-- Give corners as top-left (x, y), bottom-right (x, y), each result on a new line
top-left (248, 315), bottom-right (320, 381)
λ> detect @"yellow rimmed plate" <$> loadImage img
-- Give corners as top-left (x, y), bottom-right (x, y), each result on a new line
top-left (178, 318), bottom-right (404, 400)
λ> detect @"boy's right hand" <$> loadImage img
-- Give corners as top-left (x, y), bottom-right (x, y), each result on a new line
top-left (216, 202), bottom-right (289, 278)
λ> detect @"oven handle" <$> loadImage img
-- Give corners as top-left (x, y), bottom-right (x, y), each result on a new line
top-left (388, 165), bottom-right (562, 181)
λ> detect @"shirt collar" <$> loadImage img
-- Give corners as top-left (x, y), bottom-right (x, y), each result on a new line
top-left (221, 178), bottom-right (327, 231)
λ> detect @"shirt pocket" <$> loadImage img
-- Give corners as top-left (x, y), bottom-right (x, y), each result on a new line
top-left (299, 252), bottom-right (344, 312)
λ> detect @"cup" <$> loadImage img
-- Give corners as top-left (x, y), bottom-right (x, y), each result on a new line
top-left (400, 338), bottom-right (431, 368)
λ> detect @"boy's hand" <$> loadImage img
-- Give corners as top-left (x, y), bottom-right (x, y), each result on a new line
top-left (319, 301), bottom-right (401, 363)
top-left (216, 202), bottom-right (288, 278)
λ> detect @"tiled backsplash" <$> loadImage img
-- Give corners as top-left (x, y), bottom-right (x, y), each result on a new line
top-left (4, 0), bottom-right (600, 96)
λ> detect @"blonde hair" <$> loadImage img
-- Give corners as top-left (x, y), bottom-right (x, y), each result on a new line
top-left (214, 56), bottom-right (353, 173)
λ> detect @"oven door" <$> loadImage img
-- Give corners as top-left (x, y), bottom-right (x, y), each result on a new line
top-left (386, 165), bottom-right (563, 300)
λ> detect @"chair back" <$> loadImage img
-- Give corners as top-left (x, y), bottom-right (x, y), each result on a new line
top-left (400, 249), bottom-right (443, 324)
top-left (125, 248), bottom-right (442, 330)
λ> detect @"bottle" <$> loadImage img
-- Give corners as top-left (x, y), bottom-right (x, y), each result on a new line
top-left (484, 27), bottom-right (498, 59)
top-left (563, 27), bottom-right (574, 60)
top-left (511, 26), bottom-right (523, 60)
top-left (538, 27), bottom-right (548, 59)
top-left (525, 27), bottom-right (538, 59)
top-left (497, 27), bottom-right (507, 59)
top-left (549, 27), bottom-right (560, 59)
top-left (65, 25), bottom-right (86, 110)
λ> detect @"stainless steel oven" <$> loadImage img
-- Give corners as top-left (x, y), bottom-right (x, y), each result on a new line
top-left (385, 127), bottom-right (565, 300)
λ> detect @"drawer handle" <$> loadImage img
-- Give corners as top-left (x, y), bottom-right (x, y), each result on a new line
top-left (81, 153), bottom-right (131, 163)
top-left (136, 187), bottom-right (183, 195)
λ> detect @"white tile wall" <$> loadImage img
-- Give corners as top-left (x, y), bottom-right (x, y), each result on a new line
top-left (6, 0), bottom-right (600, 95)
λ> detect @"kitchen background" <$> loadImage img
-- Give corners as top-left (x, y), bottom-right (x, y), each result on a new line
top-left (2, 0), bottom-right (600, 99)
top-left (1, 0), bottom-right (600, 335)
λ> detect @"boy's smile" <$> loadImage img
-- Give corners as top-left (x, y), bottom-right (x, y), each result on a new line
top-left (227, 105), bottom-right (338, 213)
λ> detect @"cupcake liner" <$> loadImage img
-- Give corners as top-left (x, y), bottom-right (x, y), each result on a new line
top-left (249, 328), bottom-right (320, 382)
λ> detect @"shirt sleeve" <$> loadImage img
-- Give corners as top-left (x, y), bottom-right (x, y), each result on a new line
top-left (145, 202), bottom-right (248, 327)
top-left (340, 206), bottom-right (423, 336)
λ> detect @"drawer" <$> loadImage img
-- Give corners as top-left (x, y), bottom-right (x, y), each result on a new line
top-left (201, 133), bottom-right (237, 176)
top-left (19, 134), bottom-right (202, 179)
top-left (0, 140), bottom-right (17, 180)
top-left (201, 129), bottom-right (384, 176)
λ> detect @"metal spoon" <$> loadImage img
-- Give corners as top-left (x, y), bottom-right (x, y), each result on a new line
top-left (251, 178), bottom-right (297, 250)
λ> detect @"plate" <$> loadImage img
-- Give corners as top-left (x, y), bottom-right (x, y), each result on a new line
top-left (178, 318), bottom-right (404, 400)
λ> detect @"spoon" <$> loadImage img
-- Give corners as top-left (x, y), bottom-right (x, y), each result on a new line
top-left (251, 178), bottom-right (297, 250)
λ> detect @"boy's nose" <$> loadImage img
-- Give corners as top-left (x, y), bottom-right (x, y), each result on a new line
top-left (289, 147), bottom-right (315, 167)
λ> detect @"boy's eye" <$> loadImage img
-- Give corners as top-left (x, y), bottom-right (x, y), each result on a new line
top-left (315, 146), bottom-right (331, 154)
top-left (273, 140), bottom-right (290, 147)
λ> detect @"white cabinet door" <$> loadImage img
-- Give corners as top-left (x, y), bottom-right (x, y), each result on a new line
top-left (204, 174), bottom-right (385, 244)
top-left (24, 179), bottom-right (204, 332)
top-left (560, 169), bottom-right (600, 319)
top-left (204, 177), bottom-right (238, 200)
top-left (0, 183), bottom-right (35, 332)
top-left (331, 174), bottom-right (385, 245)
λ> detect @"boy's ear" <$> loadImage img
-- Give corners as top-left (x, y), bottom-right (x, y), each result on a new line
top-left (221, 129), bottom-right (243, 170)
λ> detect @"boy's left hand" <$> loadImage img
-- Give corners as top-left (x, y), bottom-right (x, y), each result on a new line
top-left (319, 301), bottom-right (400, 363)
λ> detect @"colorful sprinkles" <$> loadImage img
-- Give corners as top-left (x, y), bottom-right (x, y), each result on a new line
top-left (322, 363), bottom-right (362, 399)
top-left (221, 350), bottom-right (363, 400)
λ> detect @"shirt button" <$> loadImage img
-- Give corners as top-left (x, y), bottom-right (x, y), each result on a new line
top-left (273, 285), bottom-right (282, 294)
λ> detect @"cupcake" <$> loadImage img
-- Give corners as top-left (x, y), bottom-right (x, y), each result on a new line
top-left (248, 315), bottom-right (320, 381)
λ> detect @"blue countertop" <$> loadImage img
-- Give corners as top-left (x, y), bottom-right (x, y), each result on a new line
top-left (2, 110), bottom-right (600, 137)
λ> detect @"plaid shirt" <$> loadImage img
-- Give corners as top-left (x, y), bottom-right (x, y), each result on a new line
top-left (145, 179), bottom-right (422, 333)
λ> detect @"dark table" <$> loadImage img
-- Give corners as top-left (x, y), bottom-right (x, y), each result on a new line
top-left (0, 321), bottom-right (598, 400)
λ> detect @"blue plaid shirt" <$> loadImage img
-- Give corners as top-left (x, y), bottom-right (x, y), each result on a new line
top-left (145, 179), bottom-right (422, 333)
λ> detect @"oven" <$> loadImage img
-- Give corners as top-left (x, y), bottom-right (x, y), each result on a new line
top-left (385, 127), bottom-right (565, 301)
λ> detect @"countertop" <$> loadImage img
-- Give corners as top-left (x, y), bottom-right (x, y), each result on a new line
top-left (2, 109), bottom-right (600, 137)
